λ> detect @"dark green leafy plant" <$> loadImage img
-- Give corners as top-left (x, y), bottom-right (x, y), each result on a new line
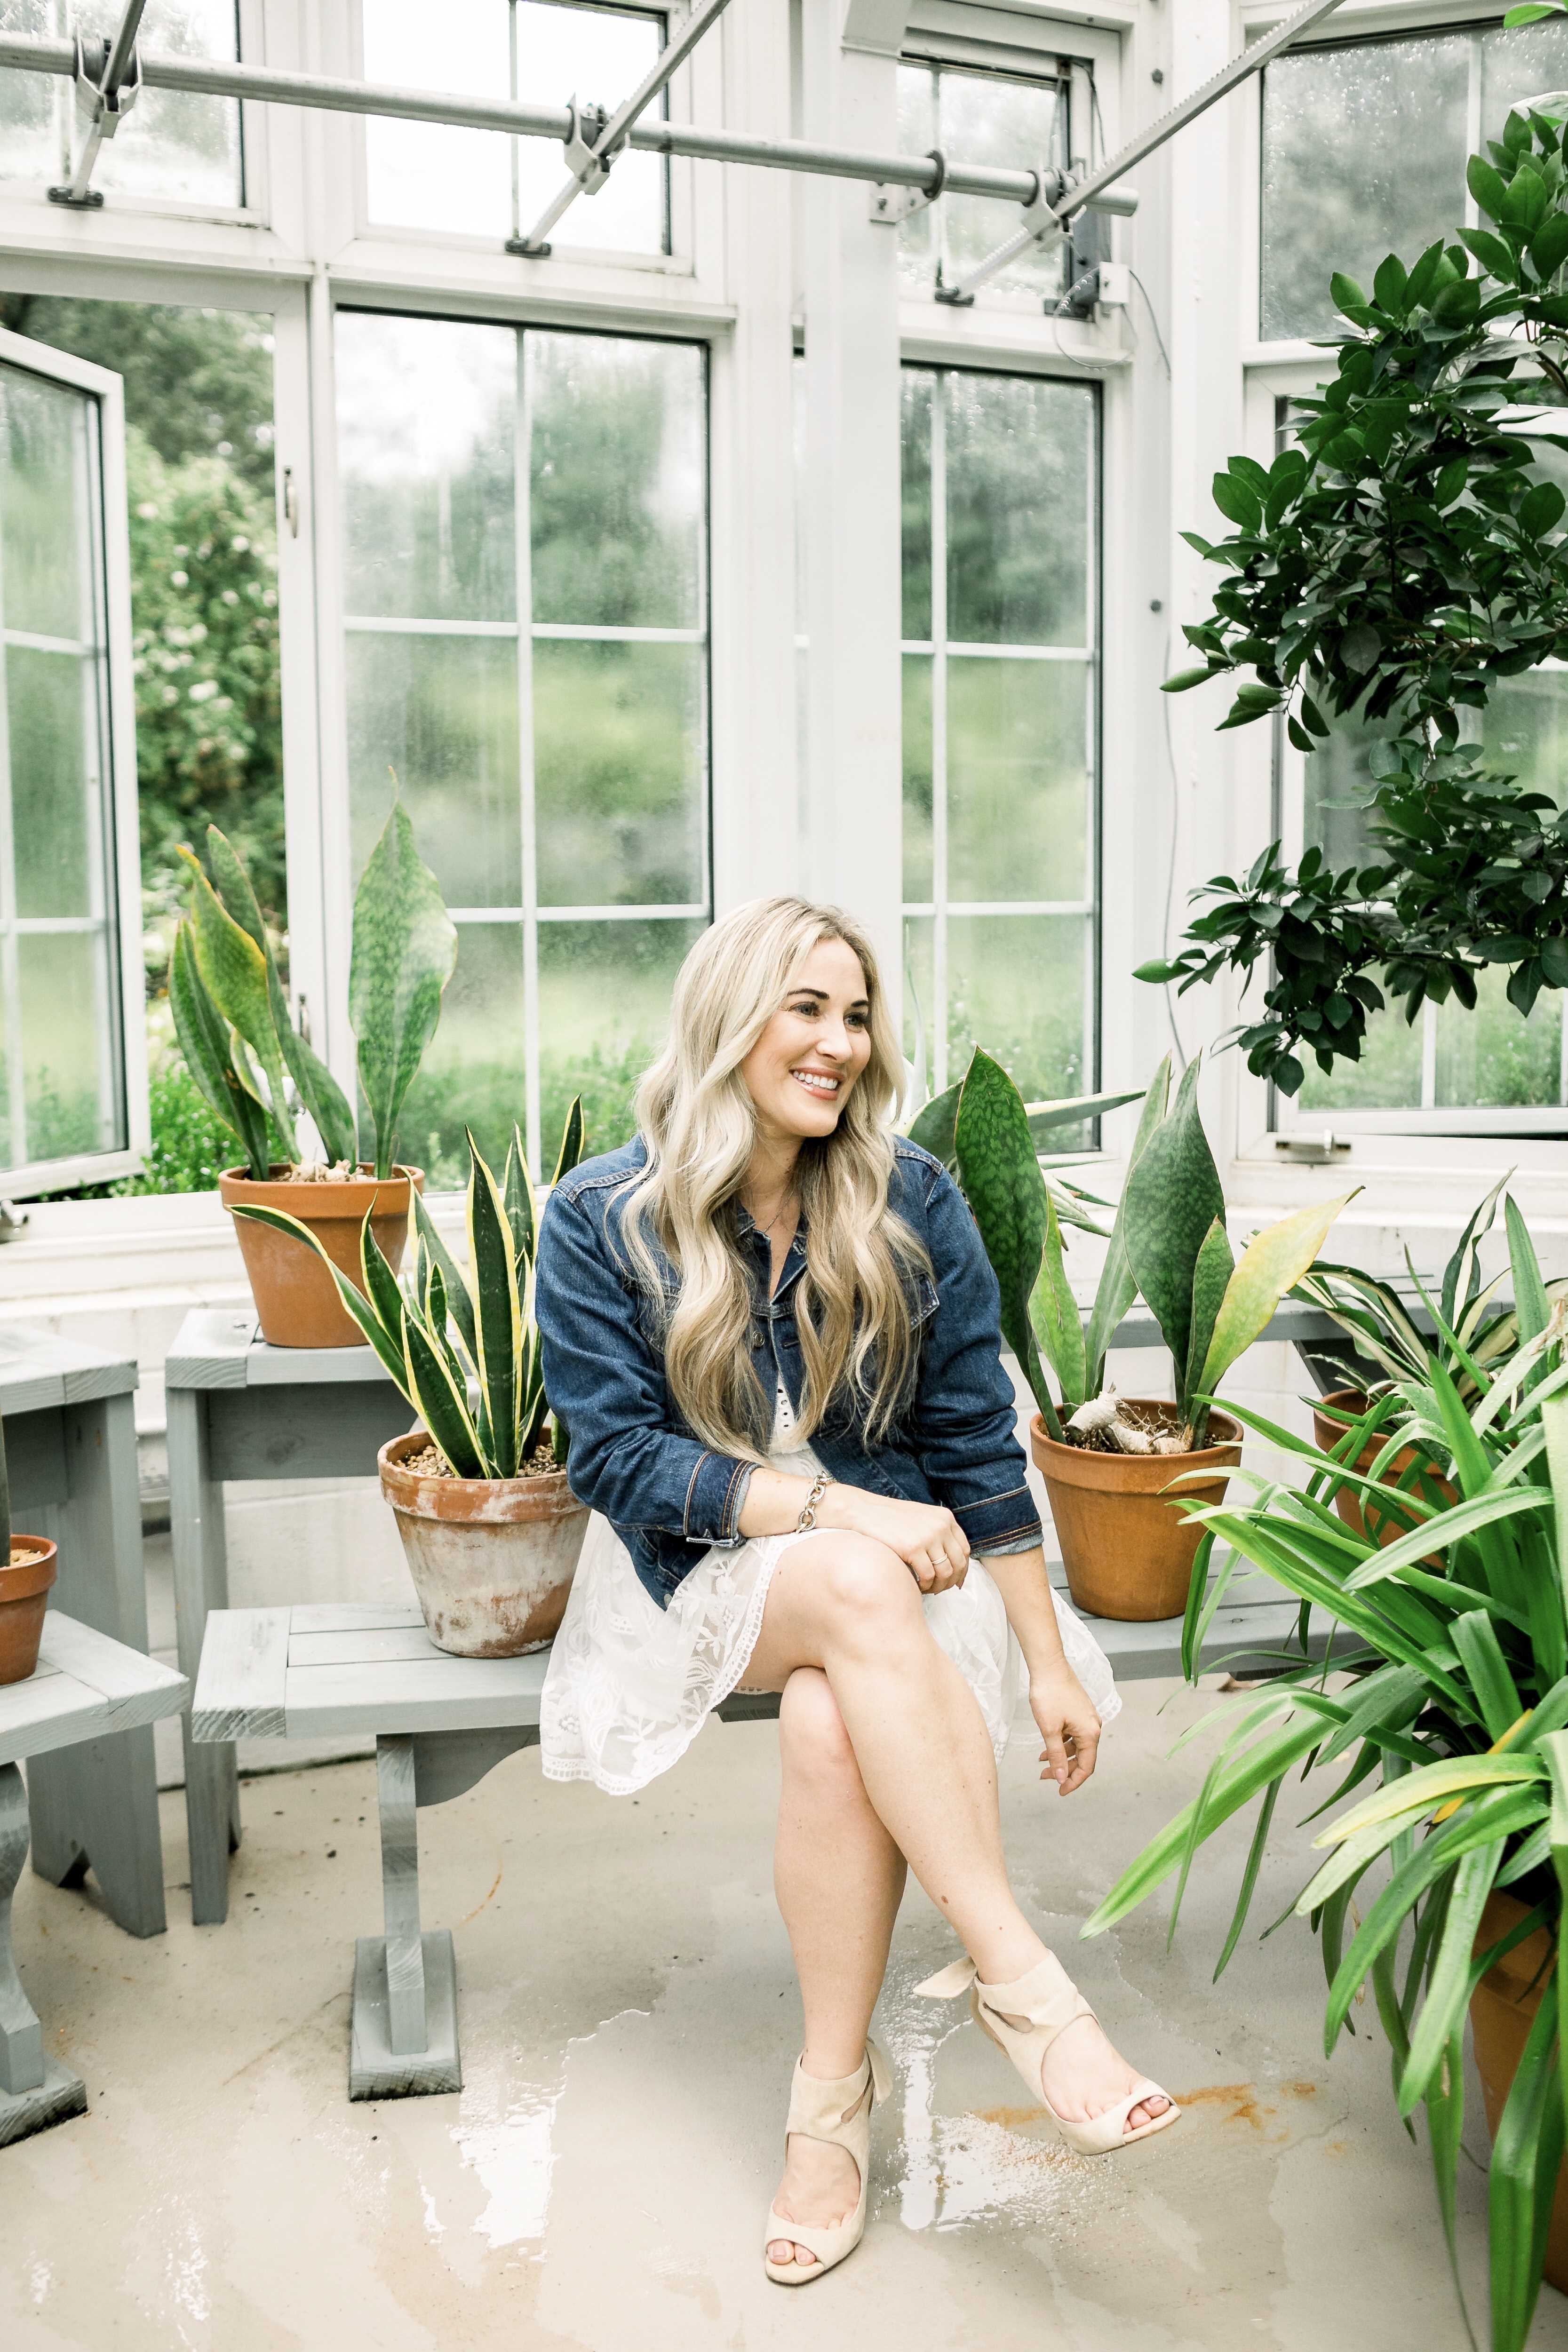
top-left (233, 1110), bottom-right (586, 1477)
top-left (169, 808), bottom-right (456, 1181)
top-left (1085, 1198), bottom-right (1568, 2352)
top-left (1140, 107), bottom-right (1568, 1092)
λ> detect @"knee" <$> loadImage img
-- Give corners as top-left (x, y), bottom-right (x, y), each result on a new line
top-left (812, 1534), bottom-right (923, 1647)
top-left (779, 1668), bottom-right (861, 1790)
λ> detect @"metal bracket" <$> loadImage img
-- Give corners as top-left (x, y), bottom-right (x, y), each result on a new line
top-left (0, 1201), bottom-right (29, 1243)
top-left (868, 148), bottom-right (945, 225)
top-left (507, 99), bottom-right (609, 255)
top-left (1274, 1132), bottom-right (1353, 1162)
top-left (48, 7), bottom-right (146, 209)
top-left (935, 161), bottom-right (1071, 304)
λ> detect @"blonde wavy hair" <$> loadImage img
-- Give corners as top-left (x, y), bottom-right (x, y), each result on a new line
top-left (619, 897), bottom-right (928, 1458)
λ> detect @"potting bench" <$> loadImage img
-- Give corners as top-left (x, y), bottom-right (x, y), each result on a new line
top-left (0, 1614), bottom-right (188, 2145)
top-left (191, 1559), bottom-right (1338, 2102)
top-left (167, 1296), bottom-right (1339, 1931)
top-left (0, 1325), bottom-right (169, 1939)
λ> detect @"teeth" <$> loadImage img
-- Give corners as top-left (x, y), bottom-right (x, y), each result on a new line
top-left (793, 1071), bottom-right (839, 1094)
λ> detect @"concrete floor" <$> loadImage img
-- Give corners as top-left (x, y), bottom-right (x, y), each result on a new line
top-left (6, 1677), bottom-right (1568, 2352)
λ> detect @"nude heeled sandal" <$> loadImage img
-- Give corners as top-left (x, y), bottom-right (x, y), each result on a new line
top-left (764, 2039), bottom-right (893, 2285)
top-left (915, 1955), bottom-right (1180, 2157)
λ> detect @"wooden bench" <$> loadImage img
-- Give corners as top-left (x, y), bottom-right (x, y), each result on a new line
top-left (192, 1576), bottom-right (1336, 2103)
top-left (0, 1616), bottom-right (189, 2146)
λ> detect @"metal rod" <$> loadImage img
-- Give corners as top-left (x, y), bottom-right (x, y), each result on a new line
top-left (938, 0), bottom-right (1353, 306)
top-left (52, 0), bottom-right (148, 208)
top-left (514, 0), bottom-right (737, 255)
top-left (0, 31), bottom-right (1043, 204)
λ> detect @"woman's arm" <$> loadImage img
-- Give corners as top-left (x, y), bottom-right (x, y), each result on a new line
top-left (738, 1465), bottom-right (972, 1592)
top-left (984, 1544), bottom-right (1102, 1795)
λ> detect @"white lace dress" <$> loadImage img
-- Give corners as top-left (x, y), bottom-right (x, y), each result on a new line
top-left (540, 1386), bottom-right (1122, 1797)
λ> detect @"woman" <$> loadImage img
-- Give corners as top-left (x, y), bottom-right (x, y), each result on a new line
top-left (535, 897), bottom-right (1178, 2288)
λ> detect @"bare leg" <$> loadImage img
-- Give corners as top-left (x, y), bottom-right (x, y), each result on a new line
top-left (747, 1534), bottom-right (1168, 2147)
top-left (767, 1668), bottom-right (906, 2273)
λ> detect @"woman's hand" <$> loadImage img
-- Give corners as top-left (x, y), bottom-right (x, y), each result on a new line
top-left (817, 1486), bottom-right (971, 1593)
top-left (1030, 1661), bottom-right (1101, 1795)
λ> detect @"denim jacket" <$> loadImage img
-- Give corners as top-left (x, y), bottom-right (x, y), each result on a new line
top-left (534, 1133), bottom-right (1043, 1610)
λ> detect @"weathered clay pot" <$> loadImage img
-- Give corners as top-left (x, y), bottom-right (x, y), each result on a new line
top-left (1030, 1403), bottom-right (1242, 1622)
top-left (0, 1536), bottom-right (57, 1685)
top-left (378, 1432), bottom-right (589, 1657)
top-left (1471, 1888), bottom-right (1568, 2295)
top-left (221, 1164), bottom-right (423, 1349)
top-left (1312, 1387), bottom-right (1456, 1552)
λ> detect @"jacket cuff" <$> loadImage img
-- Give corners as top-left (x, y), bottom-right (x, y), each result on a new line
top-left (682, 1450), bottom-right (756, 1547)
top-left (952, 1486), bottom-right (1043, 1555)
top-left (971, 1529), bottom-right (1045, 1559)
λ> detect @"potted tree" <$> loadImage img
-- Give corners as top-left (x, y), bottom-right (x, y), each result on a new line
top-left (930, 1047), bottom-right (1353, 1619)
top-left (1083, 1199), bottom-right (1568, 2352)
top-left (0, 1414), bottom-right (57, 1686)
top-left (232, 1112), bottom-right (589, 1656)
top-left (169, 807), bottom-right (457, 1347)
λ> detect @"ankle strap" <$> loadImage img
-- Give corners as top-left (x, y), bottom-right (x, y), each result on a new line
top-left (786, 2039), bottom-right (892, 2142)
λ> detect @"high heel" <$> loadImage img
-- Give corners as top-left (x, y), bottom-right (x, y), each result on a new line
top-left (764, 2039), bottom-right (892, 2284)
top-left (915, 1955), bottom-right (1180, 2157)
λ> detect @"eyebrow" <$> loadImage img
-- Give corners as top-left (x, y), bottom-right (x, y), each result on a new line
top-left (788, 985), bottom-right (870, 1008)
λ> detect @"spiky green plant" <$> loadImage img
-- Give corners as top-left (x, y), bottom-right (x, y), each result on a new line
top-left (231, 1106), bottom-right (586, 1476)
top-left (1085, 1198), bottom-right (1568, 2352)
top-left (169, 805), bottom-right (456, 1182)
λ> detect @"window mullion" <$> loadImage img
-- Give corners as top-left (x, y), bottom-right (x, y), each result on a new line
top-left (517, 331), bottom-right (542, 1176)
top-left (0, 501), bottom-right (20, 1168)
top-left (931, 371), bottom-right (949, 1097)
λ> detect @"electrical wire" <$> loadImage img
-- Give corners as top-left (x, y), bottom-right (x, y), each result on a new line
top-left (1128, 267), bottom-right (1172, 377)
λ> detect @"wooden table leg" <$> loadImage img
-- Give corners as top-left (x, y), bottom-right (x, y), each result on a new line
top-left (27, 1392), bottom-right (168, 1939)
top-left (348, 1733), bottom-right (461, 2101)
top-left (168, 1387), bottom-right (240, 1925)
top-left (0, 1764), bottom-right (87, 2146)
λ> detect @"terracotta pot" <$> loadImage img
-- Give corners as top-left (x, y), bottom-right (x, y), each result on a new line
top-left (1030, 1403), bottom-right (1242, 1622)
top-left (1312, 1387), bottom-right (1457, 1552)
top-left (221, 1164), bottom-right (424, 1349)
top-left (1471, 1889), bottom-right (1568, 2296)
top-left (378, 1432), bottom-right (590, 1657)
top-left (0, 1536), bottom-right (57, 1685)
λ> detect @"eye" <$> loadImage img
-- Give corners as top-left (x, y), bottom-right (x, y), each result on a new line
top-left (845, 1010), bottom-right (868, 1029)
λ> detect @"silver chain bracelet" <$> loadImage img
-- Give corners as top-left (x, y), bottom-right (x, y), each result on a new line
top-left (795, 1472), bottom-right (832, 1533)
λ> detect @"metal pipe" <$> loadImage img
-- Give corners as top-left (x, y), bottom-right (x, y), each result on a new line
top-left (0, 31), bottom-right (1072, 206)
top-left (514, 0), bottom-right (737, 255)
top-left (937, 0), bottom-right (1353, 307)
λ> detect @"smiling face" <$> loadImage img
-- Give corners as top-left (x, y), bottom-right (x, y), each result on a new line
top-left (738, 935), bottom-right (874, 1146)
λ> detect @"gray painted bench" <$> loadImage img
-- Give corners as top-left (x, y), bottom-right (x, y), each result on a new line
top-left (192, 1575), bottom-right (1336, 2103)
top-left (0, 1325), bottom-right (169, 1939)
top-left (0, 1615), bottom-right (188, 2146)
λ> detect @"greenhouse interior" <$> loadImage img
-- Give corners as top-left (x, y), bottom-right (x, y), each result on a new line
top-left (5, 0), bottom-right (1568, 2342)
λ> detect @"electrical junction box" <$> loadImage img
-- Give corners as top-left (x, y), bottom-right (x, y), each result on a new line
top-left (1096, 262), bottom-right (1130, 307)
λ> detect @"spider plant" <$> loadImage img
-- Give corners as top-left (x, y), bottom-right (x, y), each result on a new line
top-left (1084, 1195), bottom-right (1568, 2352)
top-left (231, 1106), bottom-right (586, 1477)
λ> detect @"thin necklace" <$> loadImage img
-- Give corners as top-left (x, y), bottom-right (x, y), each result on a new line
top-left (747, 1187), bottom-right (796, 1239)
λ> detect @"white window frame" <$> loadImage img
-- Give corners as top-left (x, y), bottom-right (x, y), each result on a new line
top-left (0, 325), bottom-right (149, 1196)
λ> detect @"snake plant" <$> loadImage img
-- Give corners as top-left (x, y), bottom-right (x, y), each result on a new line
top-left (231, 1110), bottom-right (585, 1477)
top-left (931, 1045), bottom-right (1354, 1448)
top-left (1086, 1198), bottom-right (1568, 2352)
top-left (169, 805), bottom-right (457, 1182)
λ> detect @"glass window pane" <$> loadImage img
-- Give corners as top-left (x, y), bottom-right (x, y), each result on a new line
top-left (0, 0), bottom-right (64, 189)
top-left (513, 1), bottom-right (666, 255)
top-left (364, 0), bottom-right (517, 237)
top-left (946, 374), bottom-right (1091, 647)
top-left (902, 654), bottom-right (933, 902)
top-left (533, 639), bottom-right (702, 905)
top-left (946, 914), bottom-right (1088, 1100)
top-left (1483, 667), bottom-right (1568, 813)
top-left (395, 921), bottom-right (525, 1184)
top-left (9, 647), bottom-right (97, 916)
top-left (1261, 35), bottom-right (1470, 343)
top-left (529, 333), bottom-right (702, 629)
top-left (1481, 20), bottom-right (1568, 148)
top-left (347, 633), bottom-right (520, 907)
top-left (83, 0), bottom-right (241, 207)
top-left (337, 313), bottom-right (517, 623)
top-left (898, 61), bottom-right (1068, 305)
top-left (1, 366), bottom-right (88, 643)
top-left (900, 369), bottom-right (932, 643)
top-left (947, 658), bottom-right (1087, 903)
top-left (903, 912), bottom-right (933, 1066)
top-left (1436, 967), bottom-right (1563, 1110)
top-left (1298, 977), bottom-right (1424, 1112)
top-left (538, 916), bottom-right (703, 1165)
top-left (17, 932), bottom-right (118, 1159)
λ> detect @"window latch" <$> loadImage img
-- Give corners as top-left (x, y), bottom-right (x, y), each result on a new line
top-left (1274, 1131), bottom-right (1352, 1162)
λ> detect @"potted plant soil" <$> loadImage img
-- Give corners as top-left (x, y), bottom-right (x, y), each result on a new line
top-left (169, 807), bottom-right (457, 1348)
top-left (919, 1048), bottom-right (1354, 1620)
top-left (235, 1111), bottom-right (590, 1656)
top-left (0, 1413), bottom-right (57, 1686)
